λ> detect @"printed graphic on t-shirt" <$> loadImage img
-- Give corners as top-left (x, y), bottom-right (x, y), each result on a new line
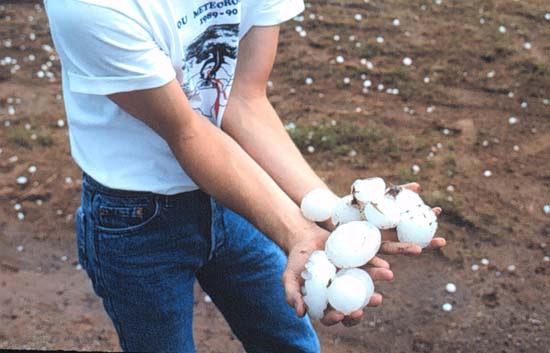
top-left (182, 23), bottom-right (239, 124)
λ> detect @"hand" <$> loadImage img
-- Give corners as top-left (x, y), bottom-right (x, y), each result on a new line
top-left (281, 233), bottom-right (393, 326)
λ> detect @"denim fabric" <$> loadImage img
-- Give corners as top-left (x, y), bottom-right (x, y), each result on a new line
top-left (76, 173), bottom-right (320, 353)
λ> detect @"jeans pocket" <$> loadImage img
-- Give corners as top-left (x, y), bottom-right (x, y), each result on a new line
top-left (75, 206), bottom-right (88, 270)
top-left (93, 193), bottom-right (161, 237)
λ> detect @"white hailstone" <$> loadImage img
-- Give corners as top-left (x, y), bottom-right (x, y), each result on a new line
top-left (300, 188), bottom-right (338, 222)
top-left (65, 176), bottom-right (73, 184)
top-left (305, 77), bottom-right (313, 85)
top-left (543, 205), bottom-right (550, 215)
top-left (8, 155), bottom-right (18, 163)
top-left (445, 283), bottom-right (457, 293)
top-left (28, 54), bottom-right (35, 61)
top-left (16, 245), bottom-right (24, 252)
top-left (307, 145), bottom-right (315, 153)
top-left (61, 255), bottom-right (68, 262)
top-left (363, 198), bottom-right (401, 229)
top-left (363, 80), bottom-right (372, 88)
top-left (333, 34), bottom-right (340, 41)
top-left (498, 25), bottom-right (506, 34)
top-left (426, 106), bottom-right (435, 113)
top-left (36, 199), bottom-right (43, 206)
top-left (392, 18), bottom-right (400, 26)
top-left (37, 70), bottom-right (45, 78)
top-left (402, 57), bottom-right (413, 66)
top-left (376, 36), bottom-right (384, 44)
top-left (483, 170), bottom-right (492, 177)
top-left (507, 264), bottom-right (516, 272)
top-left (442, 303), bottom-right (453, 312)
top-left (424, 76), bottom-right (430, 83)
top-left (411, 164), bottom-right (421, 175)
top-left (302, 250), bottom-right (336, 319)
top-left (75, 264), bottom-right (82, 270)
top-left (482, 140), bottom-right (489, 147)
top-left (487, 70), bottom-right (496, 78)
top-left (508, 91), bottom-right (515, 98)
top-left (7, 106), bottom-right (15, 115)
top-left (325, 221), bottom-right (381, 268)
top-left (299, 31), bottom-right (307, 38)
top-left (16, 176), bottom-right (28, 185)
top-left (481, 258), bottom-right (489, 266)
top-left (446, 185), bottom-right (455, 192)
top-left (391, 188), bottom-right (425, 213)
top-left (523, 42), bottom-right (532, 50)
top-left (471, 264), bottom-right (480, 271)
top-left (295, 25), bottom-right (303, 32)
top-left (354, 14), bottom-right (363, 21)
top-left (377, 83), bottom-right (384, 91)
top-left (337, 268), bottom-right (374, 307)
top-left (14, 203), bottom-right (22, 211)
top-left (336, 55), bottom-right (345, 64)
top-left (480, 17), bottom-right (486, 25)
top-left (327, 272), bottom-right (370, 315)
top-left (435, 0), bottom-right (442, 5)
top-left (508, 116), bottom-right (518, 125)
top-left (343, 77), bottom-right (351, 85)
top-left (204, 295), bottom-right (212, 303)
top-left (513, 145), bottom-right (520, 152)
top-left (545, 13), bottom-right (550, 21)
top-left (352, 177), bottom-right (386, 203)
top-left (543, 256), bottom-right (550, 262)
top-left (520, 102), bottom-right (528, 108)
top-left (332, 195), bottom-right (363, 226)
top-left (17, 212), bottom-right (25, 220)
top-left (442, 128), bottom-right (450, 135)
top-left (397, 204), bottom-right (437, 248)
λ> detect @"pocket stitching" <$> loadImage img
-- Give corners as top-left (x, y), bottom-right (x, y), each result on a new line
top-left (95, 197), bottom-right (162, 236)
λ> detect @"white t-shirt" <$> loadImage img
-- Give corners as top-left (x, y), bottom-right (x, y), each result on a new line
top-left (45, 0), bottom-right (304, 194)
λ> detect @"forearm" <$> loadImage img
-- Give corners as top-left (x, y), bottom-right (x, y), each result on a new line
top-left (167, 113), bottom-right (326, 252)
top-left (222, 95), bottom-right (337, 206)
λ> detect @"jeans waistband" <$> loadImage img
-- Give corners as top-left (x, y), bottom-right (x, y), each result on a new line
top-left (82, 172), bottom-right (206, 208)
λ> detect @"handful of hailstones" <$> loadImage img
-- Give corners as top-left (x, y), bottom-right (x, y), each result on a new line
top-left (300, 177), bottom-right (438, 319)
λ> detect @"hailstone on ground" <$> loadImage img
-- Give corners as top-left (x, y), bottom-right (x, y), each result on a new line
top-left (351, 177), bottom-right (386, 204)
top-left (362, 197), bottom-right (401, 229)
top-left (301, 188), bottom-right (337, 222)
top-left (397, 204), bottom-right (438, 248)
top-left (325, 221), bottom-right (381, 268)
top-left (331, 195), bottom-right (363, 226)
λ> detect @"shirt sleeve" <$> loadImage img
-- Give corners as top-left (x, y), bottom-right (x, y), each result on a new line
top-left (45, 0), bottom-right (175, 96)
top-left (251, 0), bottom-right (305, 27)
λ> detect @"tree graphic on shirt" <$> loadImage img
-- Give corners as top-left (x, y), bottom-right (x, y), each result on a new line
top-left (182, 24), bottom-right (239, 123)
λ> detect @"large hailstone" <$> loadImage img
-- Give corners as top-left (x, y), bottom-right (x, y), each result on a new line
top-left (389, 187), bottom-right (425, 213)
top-left (301, 188), bottom-right (338, 222)
top-left (362, 197), bottom-right (401, 229)
top-left (301, 251), bottom-right (336, 320)
top-left (331, 195), bottom-right (363, 226)
top-left (325, 221), bottom-right (381, 268)
top-left (397, 204), bottom-right (438, 248)
top-left (327, 268), bottom-right (374, 315)
top-left (351, 177), bottom-right (386, 204)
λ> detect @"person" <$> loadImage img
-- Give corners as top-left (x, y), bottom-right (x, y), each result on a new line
top-left (44, 0), bottom-right (446, 352)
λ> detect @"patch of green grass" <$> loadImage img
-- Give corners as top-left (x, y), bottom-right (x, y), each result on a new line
top-left (288, 120), bottom-right (400, 159)
top-left (6, 126), bottom-right (33, 148)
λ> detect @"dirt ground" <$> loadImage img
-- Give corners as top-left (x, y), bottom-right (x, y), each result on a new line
top-left (1, 0), bottom-right (549, 352)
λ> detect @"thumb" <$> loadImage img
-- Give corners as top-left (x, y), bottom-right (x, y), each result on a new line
top-left (282, 270), bottom-right (306, 317)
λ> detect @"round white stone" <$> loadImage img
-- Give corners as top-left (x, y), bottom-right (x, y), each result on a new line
top-left (331, 195), bottom-right (363, 226)
top-left (327, 274), bottom-right (368, 315)
top-left (351, 177), bottom-right (386, 204)
top-left (363, 198), bottom-right (400, 229)
top-left (397, 204), bottom-right (437, 248)
top-left (445, 283), bottom-right (457, 293)
top-left (325, 221), bottom-right (381, 268)
top-left (300, 188), bottom-right (337, 222)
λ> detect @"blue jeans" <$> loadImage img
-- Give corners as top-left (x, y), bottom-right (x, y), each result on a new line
top-left (76, 173), bottom-right (319, 352)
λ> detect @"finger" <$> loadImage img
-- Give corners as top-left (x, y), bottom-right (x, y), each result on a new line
top-left (363, 267), bottom-right (394, 281)
top-left (432, 207), bottom-right (442, 216)
top-left (320, 310), bottom-right (345, 326)
top-left (379, 241), bottom-right (422, 255)
top-left (424, 237), bottom-right (446, 250)
top-left (366, 292), bottom-right (383, 307)
top-left (402, 182), bottom-right (421, 193)
top-left (368, 256), bottom-right (390, 269)
top-left (348, 310), bottom-right (364, 320)
top-left (281, 271), bottom-right (306, 317)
